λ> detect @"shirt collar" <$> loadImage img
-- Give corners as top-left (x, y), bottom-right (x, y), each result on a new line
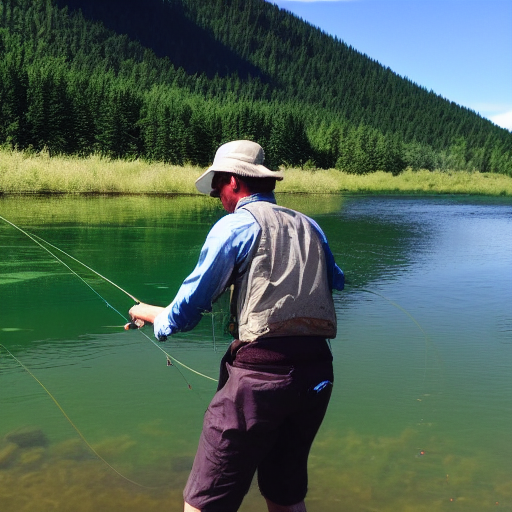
top-left (235, 192), bottom-right (277, 211)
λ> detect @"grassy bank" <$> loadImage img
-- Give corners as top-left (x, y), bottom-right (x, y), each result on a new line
top-left (1, 149), bottom-right (511, 196)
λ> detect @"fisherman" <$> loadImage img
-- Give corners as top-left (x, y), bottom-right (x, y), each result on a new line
top-left (128, 140), bottom-right (344, 512)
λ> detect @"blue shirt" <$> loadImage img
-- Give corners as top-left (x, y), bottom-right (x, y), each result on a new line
top-left (153, 193), bottom-right (344, 340)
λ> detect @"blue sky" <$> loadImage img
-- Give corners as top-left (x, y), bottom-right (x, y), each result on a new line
top-left (271, 0), bottom-right (512, 131)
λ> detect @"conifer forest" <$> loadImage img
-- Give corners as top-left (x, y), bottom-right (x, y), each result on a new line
top-left (1, 0), bottom-right (511, 175)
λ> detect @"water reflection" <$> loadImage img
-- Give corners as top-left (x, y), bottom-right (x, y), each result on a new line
top-left (1, 194), bottom-right (511, 511)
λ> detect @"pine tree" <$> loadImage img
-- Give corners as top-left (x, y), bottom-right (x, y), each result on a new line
top-left (0, 49), bottom-right (29, 148)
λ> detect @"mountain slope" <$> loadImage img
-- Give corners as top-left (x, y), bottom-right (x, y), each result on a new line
top-left (55, 0), bottom-right (511, 149)
top-left (1, 0), bottom-right (511, 174)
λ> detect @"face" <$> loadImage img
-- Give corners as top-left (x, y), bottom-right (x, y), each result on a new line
top-left (210, 173), bottom-right (240, 213)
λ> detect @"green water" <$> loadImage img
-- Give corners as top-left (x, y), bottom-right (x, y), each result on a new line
top-left (1, 194), bottom-right (511, 512)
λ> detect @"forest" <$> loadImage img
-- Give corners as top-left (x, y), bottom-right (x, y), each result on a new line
top-left (1, 0), bottom-right (511, 175)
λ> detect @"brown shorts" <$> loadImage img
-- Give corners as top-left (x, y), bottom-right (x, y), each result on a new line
top-left (183, 337), bottom-right (333, 512)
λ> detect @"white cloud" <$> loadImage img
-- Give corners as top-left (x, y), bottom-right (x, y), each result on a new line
top-left (469, 103), bottom-right (512, 131)
top-left (490, 110), bottom-right (512, 131)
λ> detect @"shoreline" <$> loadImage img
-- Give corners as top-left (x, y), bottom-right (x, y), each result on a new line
top-left (1, 150), bottom-right (511, 197)
top-left (2, 190), bottom-right (512, 198)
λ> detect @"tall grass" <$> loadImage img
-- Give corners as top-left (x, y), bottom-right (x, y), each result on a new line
top-left (0, 149), bottom-right (201, 195)
top-left (1, 149), bottom-right (511, 196)
top-left (282, 168), bottom-right (512, 196)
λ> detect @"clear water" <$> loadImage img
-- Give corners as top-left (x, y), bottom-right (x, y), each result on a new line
top-left (0, 194), bottom-right (511, 512)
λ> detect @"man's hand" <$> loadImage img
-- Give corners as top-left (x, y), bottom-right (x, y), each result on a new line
top-left (125, 303), bottom-right (165, 330)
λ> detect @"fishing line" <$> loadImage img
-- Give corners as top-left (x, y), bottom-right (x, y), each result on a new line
top-left (359, 287), bottom-right (430, 385)
top-left (0, 215), bottom-right (217, 386)
top-left (0, 343), bottom-right (160, 489)
top-left (342, 283), bottom-right (440, 398)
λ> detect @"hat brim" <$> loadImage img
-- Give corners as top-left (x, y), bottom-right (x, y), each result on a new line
top-left (195, 159), bottom-right (284, 195)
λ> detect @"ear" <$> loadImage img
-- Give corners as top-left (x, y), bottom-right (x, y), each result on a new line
top-left (230, 175), bottom-right (240, 192)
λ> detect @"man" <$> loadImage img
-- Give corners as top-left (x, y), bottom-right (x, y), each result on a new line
top-left (129, 140), bottom-right (344, 512)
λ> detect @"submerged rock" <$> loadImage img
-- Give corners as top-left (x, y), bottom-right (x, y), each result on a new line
top-left (5, 427), bottom-right (48, 449)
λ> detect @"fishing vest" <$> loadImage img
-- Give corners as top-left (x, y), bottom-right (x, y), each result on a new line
top-left (234, 201), bottom-right (337, 342)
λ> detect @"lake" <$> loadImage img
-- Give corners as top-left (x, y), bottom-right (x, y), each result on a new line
top-left (1, 194), bottom-right (511, 512)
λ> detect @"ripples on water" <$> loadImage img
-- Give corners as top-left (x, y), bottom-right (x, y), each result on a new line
top-left (1, 195), bottom-right (511, 511)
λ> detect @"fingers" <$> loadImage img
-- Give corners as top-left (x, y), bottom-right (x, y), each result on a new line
top-left (124, 318), bottom-right (145, 330)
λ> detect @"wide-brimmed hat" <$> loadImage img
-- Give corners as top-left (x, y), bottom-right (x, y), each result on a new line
top-left (195, 140), bottom-right (284, 195)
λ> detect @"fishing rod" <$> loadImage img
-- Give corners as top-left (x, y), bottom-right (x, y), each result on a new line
top-left (0, 214), bottom-right (218, 488)
top-left (0, 214), bottom-right (217, 384)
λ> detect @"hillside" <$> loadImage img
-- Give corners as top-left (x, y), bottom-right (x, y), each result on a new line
top-left (1, 0), bottom-right (511, 175)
